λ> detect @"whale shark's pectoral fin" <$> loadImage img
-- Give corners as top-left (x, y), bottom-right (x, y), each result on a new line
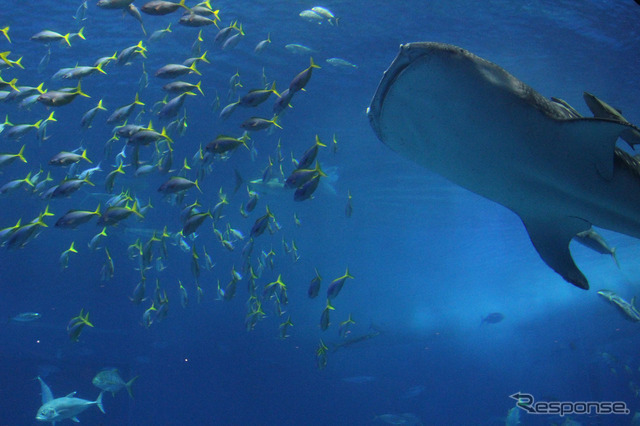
top-left (522, 215), bottom-right (591, 289)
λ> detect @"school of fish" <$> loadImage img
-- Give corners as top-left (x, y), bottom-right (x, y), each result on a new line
top-left (1, 3), bottom-right (361, 406)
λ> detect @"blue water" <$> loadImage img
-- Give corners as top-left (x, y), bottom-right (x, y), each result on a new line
top-left (1, 1), bottom-right (640, 425)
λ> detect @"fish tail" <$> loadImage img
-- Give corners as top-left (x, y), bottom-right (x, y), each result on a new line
top-left (133, 92), bottom-right (144, 106)
top-left (131, 200), bottom-right (144, 218)
top-left (16, 145), bottom-right (27, 163)
top-left (22, 171), bottom-right (34, 187)
top-left (195, 81), bottom-right (204, 96)
top-left (611, 247), bottom-right (620, 269)
top-left (77, 27), bottom-right (86, 40)
top-left (95, 62), bottom-right (107, 75)
top-left (1, 26), bottom-right (10, 43)
top-left (126, 376), bottom-right (139, 399)
top-left (271, 115), bottom-right (282, 129)
top-left (75, 81), bottom-right (90, 98)
top-left (96, 391), bottom-right (105, 413)
top-left (270, 81), bottom-right (280, 98)
top-left (189, 61), bottom-right (201, 76)
top-left (82, 149), bottom-right (92, 163)
top-left (160, 127), bottom-right (173, 144)
top-left (62, 33), bottom-right (72, 47)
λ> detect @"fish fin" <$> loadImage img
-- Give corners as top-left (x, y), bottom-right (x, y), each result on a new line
top-left (96, 391), bottom-right (105, 413)
top-left (72, 417), bottom-right (80, 423)
top-left (521, 215), bottom-right (591, 289)
top-left (126, 376), bottom-right (139, 399)
top-left (611, 247), bottom-right (621, 269)
top-left (65, 391), bottom-right (77, 397)
top-left (558, 119), bottom-right (633, 181)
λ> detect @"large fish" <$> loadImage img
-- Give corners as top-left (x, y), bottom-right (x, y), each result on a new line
top-left (368, 42), bottom-right (640, 289)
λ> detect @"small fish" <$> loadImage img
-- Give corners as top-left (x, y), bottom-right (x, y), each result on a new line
top-left (141, 0), bottom-right (188, 15)
top-left (38, 82), bottom-right (90, 107)
top-left (117, 41), bottom-right (147, 65)
top-left (338, 313), bottom-right (355, 338)
top-left (158, 176), bottom-right (200, 194)
top-left (254, 33), bottom-right (271, 53)
top-left (182, 210), bottom-right (212, 236)
top-left (250, 206), bottom-right (274, 238)
top-left (74, 1), bottom-right (88, 23)
top-left (284, 43), bottom-right (316, 55)
top-left (88, 227), bottom-right (108, 250)
top-left (345, 190), bottom-right (353, 217)
top-left (92, 369), bottom-right (138, 399)
top-left (38, 48), bottom-right (51, 73)
top-left (299, 10), bottom-right (324, 24)
top-left (222, 32), bottom-right (244, 50)
top-left (81, 99), bottom-right (107, 128)
top-left (214, 21), bottom-right (242, 46)
top-left (155, 62), bottom-right (200, 79)
top-left (49, 149), bottom-right (92, 166)
top-left (0, 144), bottom-right (27, 168)
top-left (30, 30), bottom-right (74, 47)
top-left (97, 201), bottom-right (143, 226)
top-left (316, 339), bottom-right (328, 369)
top-left (205, 133), bottom-right (250, 154)
top-left (481, 312), bottom-right (505, 324)
top-left (272, 88), bottom-right (294, 115)
top-left (66, 308), bottom-right (94, 342)
top-left (55, 205), bottom-right (101, 229)
top-left (279, 315), bottom-right (293, 339)
top-left (179, 12), bottom-right (220, 28)
top-left (158, 92), bottom-right (196, 121)
top-left (320, 299), bottom-right (334, 331)
top-left (285, 161), bottom-right (327, 189)
top-left (0, 171), bottom-right (34, 195)
top-left (308, 268), bottom-right (322, 298)
top-left (240, 116), bottom-right (282, 132)
top-left (598, 290), bottom-right (640, 322)
top-left (61, 63), bottom-right (106, 80)
top-left (575, 228), bottom-right (620, 268)
top-left (326, 267), bottom-right (354, 300)
top-left (326, 57), bottom-right (357, 69)
top-left (293, 174), bottom-right (321, 201)
top-left (289, 57), bottom-right (321, 93)
top-left (107, 93), bottom-right (144, 124)
top-left (148, 23), bottom-right (172, 42)
top-left (8, 312), bottom-right (41, 322)
top-left (311, 6), bottom-right (338, 25)
top-left (341, 376), bottom-right (376, 384)
top-left (59, 241), bottom-right (78, 270)
top-left (163, 80), bottom-right (203, 96)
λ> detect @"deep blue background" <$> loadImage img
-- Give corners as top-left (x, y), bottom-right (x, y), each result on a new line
top-left (1, 1), bottom-right (640, 425)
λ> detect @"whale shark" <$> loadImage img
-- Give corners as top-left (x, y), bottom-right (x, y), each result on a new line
top-left (368, 42), bottom-right (640, 289)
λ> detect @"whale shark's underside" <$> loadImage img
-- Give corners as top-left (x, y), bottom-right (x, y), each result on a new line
top-left (368, 42), bottom-right (640, 290)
